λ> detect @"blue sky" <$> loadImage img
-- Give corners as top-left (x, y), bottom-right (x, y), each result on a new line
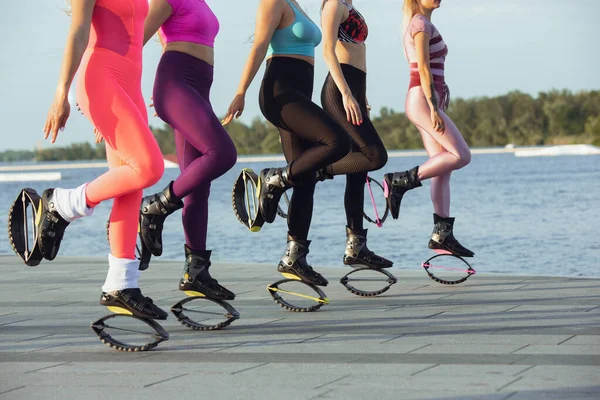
top-left (0, 0), bottom-right (597, 151)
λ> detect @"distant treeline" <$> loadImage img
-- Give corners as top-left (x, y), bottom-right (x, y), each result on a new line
top-left (2, 89), bottom-right (599, 162)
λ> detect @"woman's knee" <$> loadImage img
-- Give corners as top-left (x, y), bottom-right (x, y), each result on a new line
top-left (326, 127), bottom-right (352, 159)
top-left (369, 143), bottom-right (389, 171)
top-left (205, 139), bottom-right (238, 174)
top-left (136, 155), bottom-right (165, 188)
top-left (456, 147), bottom-right (471, 169)
top-left (220, 139), bottom-right (238, 172)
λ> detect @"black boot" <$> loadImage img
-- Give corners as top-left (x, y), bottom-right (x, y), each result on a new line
top-left (277, 236), bottom-right (329, 286)
top-left (36, 189), bottom-right (70, 261)
top-left (179, 245), bottom-right (236, 301)
top-left (383, 166), bottom-right (422, 219)
top-left (343, 227), bottom-right (393, 269)
top-left (316, 167), bottom-right (334, 182)
top-left (258, 167), bottom-right (292, 223)
top-left (100, 288), bottom-right (168, 320)
top-left (428, 214), bottom-right (474, 257)
top-left (139, 182), bottom-right (184, 256)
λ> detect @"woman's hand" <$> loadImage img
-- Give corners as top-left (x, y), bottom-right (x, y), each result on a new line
top-left (76, 102), bottom-right (103, 143)
top-left (221, 93), bottom-right (245, 126)
top-left (43, 93), bottom-right (70, 144)
top-left (342, 92), bottom-right (362, 126)
top-left (430, 108), bottom-right (445, 133)
top-left (149, 96), bottom-right (157, 117)
top-left (94, 128), bottom-right (103, 143)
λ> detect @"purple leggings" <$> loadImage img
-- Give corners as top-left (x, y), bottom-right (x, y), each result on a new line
top-left (153, 51), bottom-right (237, 251)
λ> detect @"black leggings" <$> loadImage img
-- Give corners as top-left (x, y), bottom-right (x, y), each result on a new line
top-left (321, 63), bottom-right (388, 231)
top-left (259, 57), bottom-right (350, 239)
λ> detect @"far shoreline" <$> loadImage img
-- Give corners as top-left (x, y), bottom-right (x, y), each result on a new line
top-left (0, 144), bottom-right (598, 172)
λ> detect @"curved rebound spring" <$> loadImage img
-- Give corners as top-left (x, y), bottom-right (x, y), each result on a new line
top-left (171, 296), bottom-right (240, 331)
top-left (421, 253), bottom-right (476, 285)
top-left (105, 216), bottom-right (151, 271)
top-left (267, 279), bottom-right (329, 312)
top-left (363, 175), bottom-right (389, 227)
top-left (90, 314), bottom-right (169, 352)
top-left (339, 267), bottom-right (398, 297)
top-left (231, 168), bottom-right (265, 232)
top-left (276, 192), bottom-right (290, 219)
top-left (8, 188), bottom-right (43, 266)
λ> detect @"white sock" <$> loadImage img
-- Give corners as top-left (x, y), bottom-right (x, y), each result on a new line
top-left (102, 254), bottom-right (141, 292)
top-left (51, 183), bottom-right (94, 223)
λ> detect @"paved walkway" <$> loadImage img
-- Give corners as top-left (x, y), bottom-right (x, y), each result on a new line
top-left (0, 256), bottom-right (599, 400)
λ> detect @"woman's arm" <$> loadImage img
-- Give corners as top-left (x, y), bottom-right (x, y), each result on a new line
top-left (321, 1), bottom-right (350, 98)
top-left (222, 0), bottom-right (283, 124)
top-left (414, 32), bottom-right (437, 111)
top-left (234, 0), bottom-right (282, 95)
top-left (414, 30), bottom-right (444, 131)
top-left (321, 0), bottom-right (362, 125)
top-left (144, 0), bottom-right (173, 46)
top-left (55, 0), bottom-right (96, 99)
top-left (43, 0), bottom-right (96, 142)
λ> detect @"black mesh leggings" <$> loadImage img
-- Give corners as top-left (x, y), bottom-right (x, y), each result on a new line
top-left (321, 63), bottom-right (389, 231)
top-left (259, 57), bottom-right (350, 239)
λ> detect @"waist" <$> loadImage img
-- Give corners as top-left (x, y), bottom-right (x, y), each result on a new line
top-left (160, 32), bottom-right (215, 49)
top-left (267, 54), bottom-right (315, 66)
top-left (263, 58), bottom-right (314, 97)
top-left (267, 46), bottom-right (315, 58)
top-left (265, 57), bottom-right (315, 80)
top-left (409, 72), bottom-right (445, 89)
top-left (335, 42), bottom-right (366, 72)
top-left (338, 63), bottom-right (366, 85)
top-left (83, 47), bottom-right (143, 70)
top-left (163, 43), bottom-right (214, 66)
top-left (410, 62), bottom-right (445, 71)
top-left (86, 45), bottom-right (142, 67)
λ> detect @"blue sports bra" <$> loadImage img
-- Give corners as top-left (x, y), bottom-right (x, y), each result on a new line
top-left (267, 0), bottom-right (322, 58)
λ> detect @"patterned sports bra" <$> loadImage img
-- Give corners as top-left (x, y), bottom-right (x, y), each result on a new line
top-left (337, 0), bottom-right (368, 44)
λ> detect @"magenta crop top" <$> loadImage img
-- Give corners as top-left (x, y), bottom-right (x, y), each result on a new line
top-left (158, 0), bottom-right (219, 48)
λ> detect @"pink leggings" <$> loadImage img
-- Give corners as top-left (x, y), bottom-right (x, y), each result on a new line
top-left (405, 86), bottom-right (471, 217)
top-left (76, 50), bottom-right (165, 259)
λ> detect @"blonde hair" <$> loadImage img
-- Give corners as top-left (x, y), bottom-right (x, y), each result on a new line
top-left (63, 0), bottom-right (72, 15)
top-left (401, 0), bottom-right (421, 35)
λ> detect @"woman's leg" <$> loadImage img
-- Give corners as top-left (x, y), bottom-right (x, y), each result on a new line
top-left (406, 89), bottom-right (471, 180)
top-left (34, 54), bottom-right (168, 320)
top-left (276, 127), bottom-right (327, 286)
top-left (320, 67), bottom-right (392, 269)
top-left (279, 128), bottom-right (316, 241)
top-left (139, 55), bottom-right (237, 257)
top-left (384, 87), bottom-right (471, 218)
top-left (169, 130), bottom-right (235, 300)
top-left (256, 59), bottom-right (351, 224)
top-left (320, 69), bottom-right (388, 177)
top-left (384, 87), bottom-right (473, 256)
top-left (257, 90), bottom-right (351, 224)
top-left (416, 125), bottom-right (450, 217)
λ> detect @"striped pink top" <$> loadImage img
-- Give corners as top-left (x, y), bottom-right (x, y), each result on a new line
top-left (403, 14), bottom-right (448, 77)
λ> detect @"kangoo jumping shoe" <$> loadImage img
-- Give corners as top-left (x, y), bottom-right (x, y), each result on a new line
top-left (383, 166), bottom-right (421, 220)
top-left (36, 189), bottom-right (70, 261)
top-left (277, 236), bottom-right (329, 287)
top-left (140, 181), bottom-right (184, 257)
top-left (316, 167), bottom-right (334, 182)
top-left (428, 213), bottom-right (475, 257)
top-left (258, 167), bottom-right (292, 223)
top-left (100, 288), bottom-right (168, 320)
top-left (179, 245), bottom-right (236, 301)
top-left (343, 227), bottom-right (393, 269)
